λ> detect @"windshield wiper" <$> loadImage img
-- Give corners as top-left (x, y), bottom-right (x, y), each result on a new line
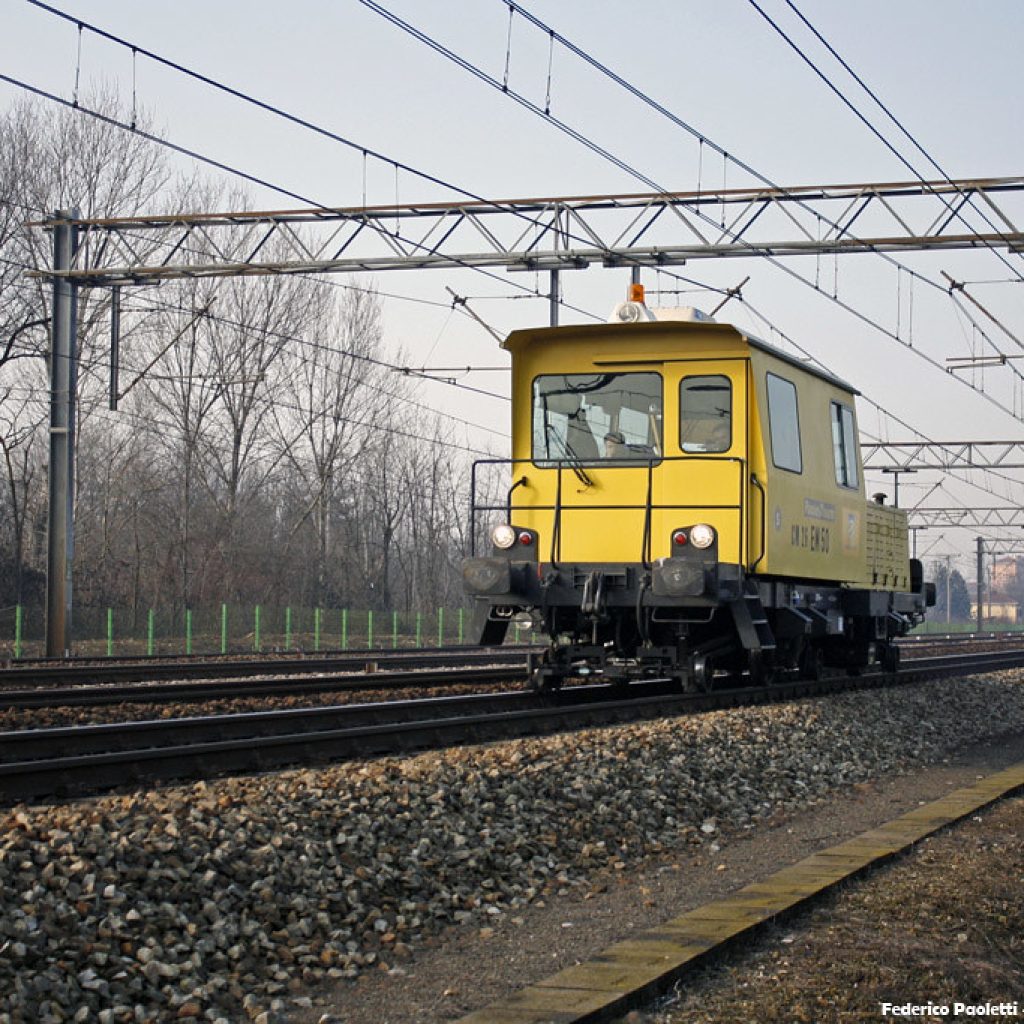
top-left (563, 441), bottom-right (594, 487)
top-left (545, 423), bottom-right (593, 487)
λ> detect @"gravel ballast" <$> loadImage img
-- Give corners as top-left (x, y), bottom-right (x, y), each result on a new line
top-left (2, 673), bottom-right (1024, 1023)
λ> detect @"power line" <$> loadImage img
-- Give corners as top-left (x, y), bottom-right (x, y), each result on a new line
top-left (12, 2), bottom-right (628, 321)
top-left (19, 3), bottom-right (1015, 407)
top-left (123, 295), bottom-right (511, 405)
top-left (493, 0), bottom-right (1024, 376)
top-left (5, 351), bottom-right (499, 458)
top-left (733, 296), bottom-right (1024, 507)
top-left (8, 4), bottom-right (1023, 513)
top-left (500, 0), bottom-right (1018, 283)
top-left (22, 0), bottom-right (559, 213)
top-left (748, 0), bottom-right (1024, 283)
top-left (356, 0), bottom-right (662, 192)
top-left (364, 1), bottom-right (1024, 425)
top-left (777, 0), bottom-right (1024, 276)
top-left (81, 390), bottom-right (496, 466)
top-left (2, 267), bottom-right (511, 442)
top-left (0, 71), bottom-right (599, 324)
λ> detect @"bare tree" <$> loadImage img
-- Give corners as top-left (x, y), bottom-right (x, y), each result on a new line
top-left (271, 285), bottom-right (391, 604)
top-left (0, 88), bottom-right (496, 636)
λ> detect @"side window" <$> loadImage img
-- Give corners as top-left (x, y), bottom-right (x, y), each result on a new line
top-left (680, 375), bottom-right (732, 453)
top-left (766, 373), bottom-right (802, 473)
top-left (831, 401), bottom-right (859, 488)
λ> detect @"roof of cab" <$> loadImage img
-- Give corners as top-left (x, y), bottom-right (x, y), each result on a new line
top-left (502, 319), bottom-right (859, 396)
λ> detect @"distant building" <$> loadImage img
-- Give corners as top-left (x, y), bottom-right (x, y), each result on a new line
top-left (992, 556), bottom-right (1024, 590)
top-left (970, 600), bottom-right (1021, 624)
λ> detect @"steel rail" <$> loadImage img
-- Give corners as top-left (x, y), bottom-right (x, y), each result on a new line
top-left (0, 635), bottom-right (1001, 712)
top-left (0, 647), bottom-right (529, 697)
top-left (0, 663), bottom-right (527, 711)
top-left (3, 650), bottom-right (1023, 805)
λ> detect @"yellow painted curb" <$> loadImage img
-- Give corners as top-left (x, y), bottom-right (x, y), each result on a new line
top-left (455, 760), bottom-right (1024, 1024)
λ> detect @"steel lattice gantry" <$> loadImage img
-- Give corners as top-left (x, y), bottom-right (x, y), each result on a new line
top-left (862, 441), bottom-right (1024, 472)
top-left (907, 508), bottom-right (1024, 528)
top-left (33, 176), bottom-right (1024, 284)
top-left (29, 176), bottom-right (1024, 654)
top-left (865, 442), bottom-right (1024, 530)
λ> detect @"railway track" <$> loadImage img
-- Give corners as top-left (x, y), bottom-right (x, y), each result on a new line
top-left (0, 647), bottom-right (531, 709)
top-left (2, 633), bottom-right (1016, 711)
top-left (4, 649), bottom-right (1024, 805)
top-left (0, 661), bottom-right (528, 711)
top-left (0, 643), bottom-right (532, 685)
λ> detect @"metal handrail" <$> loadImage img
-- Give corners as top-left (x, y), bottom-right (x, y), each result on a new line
top-left (469, 455), bottom-right (748, 563)
top-left (750, 473), bottom-right (767, 571)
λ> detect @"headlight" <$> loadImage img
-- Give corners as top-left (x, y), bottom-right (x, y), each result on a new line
top-left (689, 523), bottom-right (716, 549)
top-left (615, 301), bottom-right (644, 323)
top-left (491, 524), bottom-right (516, 550)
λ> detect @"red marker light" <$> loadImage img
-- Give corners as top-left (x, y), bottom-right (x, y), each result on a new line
top-left (673, 530), bottom-right (688, 546)
top-left (518, 531), bottom-right (533, 545)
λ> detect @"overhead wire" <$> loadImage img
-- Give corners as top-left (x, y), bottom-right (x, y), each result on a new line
top-left (9, 2), bottom-right (1024, 512)
top-left (733, 293), bottom-right (1024, 506)
top-left (494, 0), bottom-right (1024, 395)
top-left (8, 343), bottom-right (498, 458)
top-left (3, 236), bottom-right (510, 450)
top-left (0, 72), bottom-right (522, 447)
top-left (0, 71), bottom-right (599, 326)
top-left (2, 12), bottom-right (754, 432)
top-left (486, 0), bottom-right (1024, 497)
top-left (359, 0), bottom-right (1024, 425)
top-left (738, 0), bottom-right (1024, 400)
top-left (17, 0), bottom-right (781, 335)
top-left (13, 1), bottom-right (616, 321)
top-left (12, 3), bottom-right (1023, 372)
top-left (774, 0), bottom-right (1024, 278)
top-left (123, 294), bottom-right (511, 405)
top-left (83, 386), bottom-right (496, 462)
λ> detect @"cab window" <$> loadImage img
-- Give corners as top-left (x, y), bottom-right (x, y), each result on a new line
top-left (831, 401), bottom-right (859, 488)
top-left (680, 375), bottom-right (732, 453)
top-left (532, 372), bottom-right (662, 465)
top-left (766, 373), bottom-right (802, 473)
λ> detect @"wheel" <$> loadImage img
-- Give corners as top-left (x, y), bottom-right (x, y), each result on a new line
top-left (528, 650), bottom-right (565, 693)
top-left (797, 642), bottom-right (824, 681)
top-left (688, 653), bottom-right (715, 693)
top-left (747, 649), bottom-right (777, 687)
top-left (531, 668), bottom-right (564, 693)
top-left (881, 643), bottom-right (901, 673)
top-left (845, 643), bottom-right (871, 676)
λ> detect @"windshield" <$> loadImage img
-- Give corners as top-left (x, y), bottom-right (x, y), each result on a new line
top-left (532, 372), bottom-right (662, 465)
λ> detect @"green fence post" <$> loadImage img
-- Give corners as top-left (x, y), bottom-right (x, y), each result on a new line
top-left (14, 605), bottom-right (22, 660)
top-left (186, 609), bottom-right (193, 656)
top-left (147, 609), bottom-right (154, 656)
top-left (254, 605), bottom-right (261, 652)
top-left (285, 606), bottom-right (292, 651)
top-left (342, 608), bottom-right (348, 651)
top-left (368, 610), bottom-right (374, 650)
top-left (458, 608), bottom-right (464, 645)
top-left (416, 612), bottom-right (422, 648)
top-left (392, 610), bottom-right (398, 649)
top-left (437, 607), bottom-right (444, 648)
top-left (221, 603), bottom-right (228, 655)
top-left (106, 608), bottom-right (113, 657)
top-left (314, 608), bottom-right (321, 652)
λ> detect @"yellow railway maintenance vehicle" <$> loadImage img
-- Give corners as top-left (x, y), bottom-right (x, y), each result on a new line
top-left (462, 288), bottom-right (935, 691)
